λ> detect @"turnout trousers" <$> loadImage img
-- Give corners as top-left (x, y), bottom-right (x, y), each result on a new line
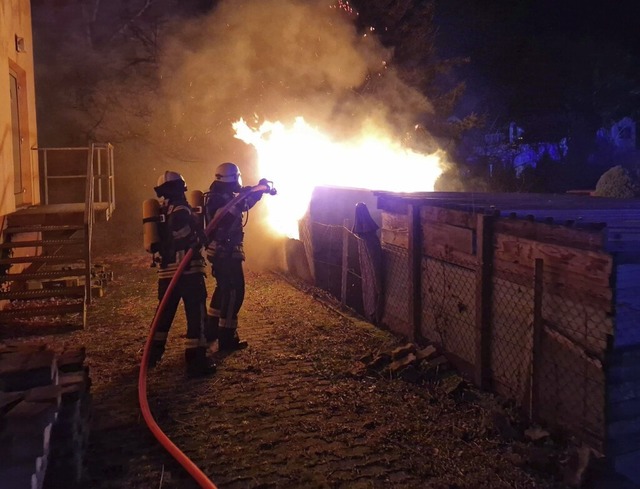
top-left (151, 272), bottom-right (207, 362)
top-left (205, 256), bottom-right (245, 347)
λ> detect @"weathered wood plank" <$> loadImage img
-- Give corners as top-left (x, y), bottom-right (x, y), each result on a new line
top-left (409, 205), bottom-right (422, 342)
top-left (536, 331), bottom-right (605, 445)
top-left (421, 259), bottom-right (476, 364)
top-left (494, 233), bottom-right (613, 283)
top-left (421, 206), bottom-right (477, 230)
top-left (422, 242), bottom-right (477, 270)
top-left (493, 257), bottom-right (612, 310)
top-left (530, 259), bottom-right (543, 419)
top-left (376, 194), bottom-right (410, 215)
top-left (381, 212), bottom-right (409, 249)
top-left (490, 277), bottom-right (533, 404)
top-left (423, 221), bottom-right (475, 256)
top-left (542, 293), bottom-right (613, 360)
top-left (494, 217), bottom-right (605, 251)
top-left (475, 214), bottom-right (493, 389)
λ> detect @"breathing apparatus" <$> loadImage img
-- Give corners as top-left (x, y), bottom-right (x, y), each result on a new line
top-left (143, 171), bottom-right (202, 266)
top-left (142, 198), bottom-right (164, 255)
top-left (143, 169), bottom-right (276, 265)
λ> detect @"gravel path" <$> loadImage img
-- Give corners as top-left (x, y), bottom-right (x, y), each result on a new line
top-left (4, 251), bottom-right (580, 488)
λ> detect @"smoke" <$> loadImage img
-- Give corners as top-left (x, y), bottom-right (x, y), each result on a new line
top-left (95, 0), bottom-right (436, 266)
top-left (151, 0), bottom-right (432, 168)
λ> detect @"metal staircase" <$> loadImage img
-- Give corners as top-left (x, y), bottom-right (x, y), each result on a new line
top-left (0, 143), bottom-right (115, 331)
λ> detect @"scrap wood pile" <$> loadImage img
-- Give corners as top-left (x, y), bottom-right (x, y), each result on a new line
top-left (352, 341), bottom-right (614, 488)
top-left (355, 342), bottom-right (463, 390)
top-left (0, 343), bottom-right (91, 489)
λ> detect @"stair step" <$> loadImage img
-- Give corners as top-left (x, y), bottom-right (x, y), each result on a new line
top-left (0, 302), bottom-right (84, 319)
top-left (0, 286), bottom-right (86, 301)
top-left (0, 254), bottom-right (86, 265)
top-left (4, 224), bottom-right (84, 235)
top-left (0, 238), bottom-right (85, 249)
top-left (0, 269), bottom-right (87, 282)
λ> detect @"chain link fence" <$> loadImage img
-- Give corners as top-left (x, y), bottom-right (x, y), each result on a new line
top-left (535, 274), bottom-right (608, 450)
top-left (296, 210), bottom-right (611, 452)
top-left (307, 222), bottom-right (343, 300)
top-left (299, 221), bottom-right (366, 317)
top-left (421, 257), bottom-right (476, 366)
top-left (344, 230), bottom-right (364, 315)
top-left (490, 270), bottom-right (534, 404)
top-left (381, 244), bottom-right (411, 338)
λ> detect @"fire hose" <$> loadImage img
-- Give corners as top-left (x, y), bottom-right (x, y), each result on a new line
top-left (138, 181), bottom-right (276, 489)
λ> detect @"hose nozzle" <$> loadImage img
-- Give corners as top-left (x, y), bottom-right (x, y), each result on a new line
top-left (258, 178), bottom-right (277, 195)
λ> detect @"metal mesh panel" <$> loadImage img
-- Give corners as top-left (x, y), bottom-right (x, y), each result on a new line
top-left (491, 272), bottom-right (534, 404)
top-left (302, 222), bottom-right (365, 316)
top-left (381, 244), bottom-right (410, 336)
top-left (422, 257), bottom-right (476, 365)
top-left (344, 231), bottom-right (364, 315)
top-left (310, 222), bottom-right (343, 299)
top-left (535, 288), bottom-right (608, 448)
top-left (543, 291), bottom-right (611, 362)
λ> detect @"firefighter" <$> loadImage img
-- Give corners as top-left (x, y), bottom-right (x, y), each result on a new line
top-left (204, 162), bottom-right (264, 352)
top-left (147, 170), bottom-right (216, 378)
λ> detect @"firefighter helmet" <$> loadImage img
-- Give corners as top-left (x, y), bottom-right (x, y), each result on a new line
top-left (214, 162), bottom-right (242, 186)
top-left (154, 170), bottom-right (187, 198)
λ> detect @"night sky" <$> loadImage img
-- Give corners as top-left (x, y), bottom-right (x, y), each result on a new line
top-left (30, 0), bottom-right (640, 197)
top-left (434, 0), bottom-right (640, 124)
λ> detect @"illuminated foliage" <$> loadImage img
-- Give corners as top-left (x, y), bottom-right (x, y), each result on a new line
top-left (593, 165), bottom-right (640, 198)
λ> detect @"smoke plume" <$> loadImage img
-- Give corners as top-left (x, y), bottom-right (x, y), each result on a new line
top-left (96, 0), bottom-right (436, 267)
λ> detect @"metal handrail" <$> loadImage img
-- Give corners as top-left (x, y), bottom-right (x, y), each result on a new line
top-left (84, 144), bottom-right (96, 305)
top-left (33, 143), bottom-right (116, 305)
top-left (35, 144), bottom-right (115, 217)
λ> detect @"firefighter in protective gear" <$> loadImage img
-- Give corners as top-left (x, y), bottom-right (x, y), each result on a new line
top-left (148, 170), bottom-right (216, 378)
top-left (204, 162), bottom-right (263, 352)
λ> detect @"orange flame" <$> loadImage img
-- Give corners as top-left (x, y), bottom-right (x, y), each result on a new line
top-left (234, 117), bottom-right (444, 238)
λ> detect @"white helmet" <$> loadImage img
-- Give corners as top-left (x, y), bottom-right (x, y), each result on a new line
top-left (156, 170), bottom-right (185, 187)
top-left (215, 162), bottom-right (242, 186)
top-left (154, 170), bottom-right (187, 198)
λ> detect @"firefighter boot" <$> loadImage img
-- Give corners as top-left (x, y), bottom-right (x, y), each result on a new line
top-left (185, 346), bottom-right (217, 378)
top-left (204, 315), bottom-right (219, 354)
top-left (218, 328), bottom-right (248, 352)
top-left (148, 341), bottom-right (165, 368)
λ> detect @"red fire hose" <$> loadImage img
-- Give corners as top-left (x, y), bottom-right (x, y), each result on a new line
top-left (138, 183), bottom-right (273, 489)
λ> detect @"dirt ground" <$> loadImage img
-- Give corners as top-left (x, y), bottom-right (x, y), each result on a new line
top-left (1, 250), bottom-right (631, 489)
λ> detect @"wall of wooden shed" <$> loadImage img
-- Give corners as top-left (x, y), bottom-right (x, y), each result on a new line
top-left (290, 192), bottom-right (640, 483)
top-left (378, 202), bottom-right (612, 454)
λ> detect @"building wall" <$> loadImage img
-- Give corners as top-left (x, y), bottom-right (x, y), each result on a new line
top-left (0, 0), bottom-right (40, 219)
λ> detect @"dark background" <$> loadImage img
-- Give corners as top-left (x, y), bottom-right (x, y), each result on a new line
top-left (31, 0), bottom-right (640, 201)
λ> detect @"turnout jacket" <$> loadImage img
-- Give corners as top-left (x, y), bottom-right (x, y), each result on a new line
top-left (158, 197), bottom-right (207, 279)
top-left (204, 182), bottom-right (261, 261)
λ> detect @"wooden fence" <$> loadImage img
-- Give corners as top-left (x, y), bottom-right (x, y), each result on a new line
top-left (291, 190), bottom-right (640, 483)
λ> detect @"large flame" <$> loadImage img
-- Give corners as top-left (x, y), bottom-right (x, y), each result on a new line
top-left (233, 117), bottom-right (444, 238)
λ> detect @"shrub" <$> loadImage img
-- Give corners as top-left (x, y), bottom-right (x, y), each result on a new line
top-left (593, 165), bottom-right (640, 198)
